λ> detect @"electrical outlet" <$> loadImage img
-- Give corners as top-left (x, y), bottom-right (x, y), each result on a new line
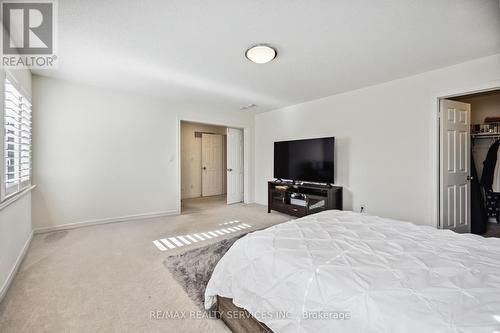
top-left (360, 204), bottom-right (366, 213)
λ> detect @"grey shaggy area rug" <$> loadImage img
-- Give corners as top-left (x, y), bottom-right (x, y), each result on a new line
top-left (163, 234), bottom-right (245, 310)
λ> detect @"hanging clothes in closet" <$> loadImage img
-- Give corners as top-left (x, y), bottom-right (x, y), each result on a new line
top-left (480, 139), bottom-right (500, 222)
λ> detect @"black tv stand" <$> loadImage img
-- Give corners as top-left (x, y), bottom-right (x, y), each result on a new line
top-left (268, 181), bottom-right (343, 218)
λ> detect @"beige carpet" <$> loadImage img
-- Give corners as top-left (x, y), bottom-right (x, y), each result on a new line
top-left (0, 197), bottom-right (290, 333)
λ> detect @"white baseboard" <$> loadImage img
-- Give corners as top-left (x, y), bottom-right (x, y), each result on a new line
top-left (33, 210), bottom-right (180, 234)
top-left (0, 230), bottom-right (33, 303)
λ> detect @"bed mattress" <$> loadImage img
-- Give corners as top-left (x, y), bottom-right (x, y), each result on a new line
top-left (205, 210), bottom-right (500, 332)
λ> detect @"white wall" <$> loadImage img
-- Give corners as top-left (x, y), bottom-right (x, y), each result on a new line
top-left (0, 68), bottom-right (33, 300)
top-left (31, 76), bottom-right (253, 230)
top-left (0, 193), bottom-right (32, 299)
top-left (254, 54), bottom-right (500, 226)
top-left (181, 121), bottom-right (227, 199)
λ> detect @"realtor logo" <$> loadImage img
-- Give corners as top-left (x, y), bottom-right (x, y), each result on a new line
top-left (1, 0), bottom-right (57, 68)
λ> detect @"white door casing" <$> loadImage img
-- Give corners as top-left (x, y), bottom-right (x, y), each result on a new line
top-left (439, 99), bottom-right (471, 233)
top-left (201, 133), bottom-right (223, 197)
top-left (227, 128), bottom-right (244, 204)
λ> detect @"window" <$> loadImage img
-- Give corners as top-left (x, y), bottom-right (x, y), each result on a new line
top-left (2, 78), bottom-right (32, 200)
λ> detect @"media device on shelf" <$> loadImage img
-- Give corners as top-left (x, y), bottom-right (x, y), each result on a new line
top-left (274, 137), bottom-right (334, 185)
top-left (267, 180), bottom-right (342, 217)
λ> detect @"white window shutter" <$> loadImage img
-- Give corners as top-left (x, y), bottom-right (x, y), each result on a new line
top-left (3, 78), bottom-right (32, 198)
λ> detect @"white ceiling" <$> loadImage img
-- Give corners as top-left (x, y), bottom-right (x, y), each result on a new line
top-left (34, 0), bottom-right (500, 114)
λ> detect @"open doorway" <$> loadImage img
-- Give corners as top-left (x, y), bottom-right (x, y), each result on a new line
top-left (180, 121), bottom-right (244, 213)
top-left (438, 89), bottom-right (500, 236)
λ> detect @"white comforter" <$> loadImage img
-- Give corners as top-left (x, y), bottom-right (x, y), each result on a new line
top-left (205, 210), bottom-right (500, 333)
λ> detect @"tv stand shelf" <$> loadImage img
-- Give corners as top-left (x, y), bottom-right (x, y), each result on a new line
top-left (267, 181), bottom-right (343, 218)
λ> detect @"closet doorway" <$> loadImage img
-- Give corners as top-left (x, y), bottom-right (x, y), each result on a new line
top-left (439, 89), bottom-right (500, 236)
top-left (180, 121), bottom-right (245, 213)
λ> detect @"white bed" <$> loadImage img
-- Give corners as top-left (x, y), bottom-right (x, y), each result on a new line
top-left (205, 210), bottom-right (500, 333)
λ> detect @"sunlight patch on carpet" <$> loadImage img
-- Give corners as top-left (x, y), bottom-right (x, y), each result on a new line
top-left (152, 224), bottom-right (252, 251)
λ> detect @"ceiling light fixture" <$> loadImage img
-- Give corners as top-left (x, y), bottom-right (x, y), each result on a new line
top-left (240, 103), bottom-right (257, 110)
top-left (245, 44), bottom-right (277, 64)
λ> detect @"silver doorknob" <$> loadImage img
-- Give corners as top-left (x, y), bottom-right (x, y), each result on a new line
top-left (227, 168), bottom-right (233, 172)
top-left (466, 175), bottom-right (474, 181)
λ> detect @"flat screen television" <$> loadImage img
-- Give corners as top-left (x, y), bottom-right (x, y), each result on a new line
top-left (274, 137), bottom-right (335, 184)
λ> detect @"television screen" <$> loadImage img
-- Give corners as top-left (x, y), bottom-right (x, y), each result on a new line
top-left (274, 137), bottom-right (334, 183)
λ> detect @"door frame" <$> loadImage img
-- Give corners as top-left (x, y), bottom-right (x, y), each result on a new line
top-left (176, 117), bottom-right (250, 213)
top-left (434, 81), bottom-right (500, 229)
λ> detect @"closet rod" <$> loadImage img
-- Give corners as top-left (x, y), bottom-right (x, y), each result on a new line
top-left (471, 133), bottom-right (500, 139)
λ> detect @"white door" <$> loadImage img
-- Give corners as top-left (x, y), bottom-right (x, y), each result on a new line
top-left (202, 133), bottom-right (223, 196)
top-left (439, 99), bottom-right (471, 233)
top-left (227, 128), bottom-right (244, 204)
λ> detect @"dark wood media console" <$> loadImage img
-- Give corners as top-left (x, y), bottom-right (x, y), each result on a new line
top-left (267, 180), bottom-right (343, 217)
